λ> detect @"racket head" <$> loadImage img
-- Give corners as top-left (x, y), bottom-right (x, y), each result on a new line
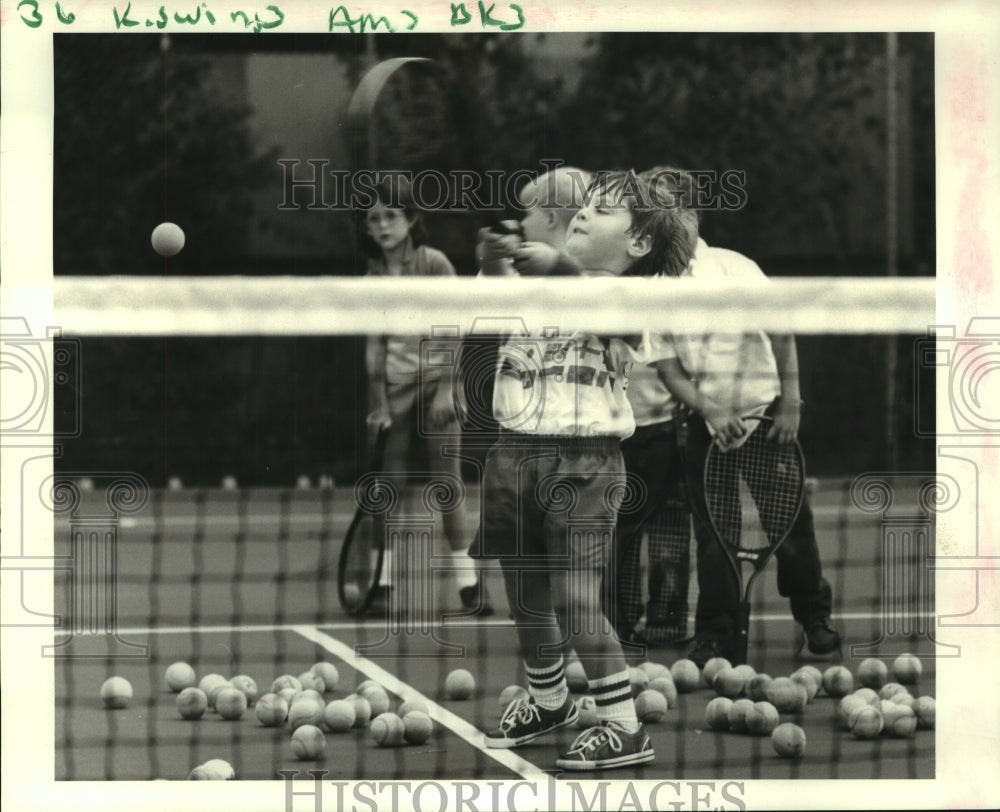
top-left (702, 414), bottom-right (806, 577)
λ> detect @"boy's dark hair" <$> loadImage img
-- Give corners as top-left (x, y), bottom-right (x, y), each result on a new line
top-left (355, 175), bottom-right (428, 259)
top-left (589, 167), bottom-right (699, 277)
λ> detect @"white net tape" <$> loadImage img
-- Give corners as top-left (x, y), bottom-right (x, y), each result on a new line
top-left (53, 276), bottom-right (937, 336)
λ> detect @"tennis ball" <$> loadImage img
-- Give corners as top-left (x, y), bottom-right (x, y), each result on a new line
top-left (254, 693), bottom-right (289, 726)
top-left (635, 689), bottom-right (668, 723)
top-left (880, 701), bottom-right (917, 738)
top-left (890, 692), bottom-right (916, 709)
top-left (298, 688), bottom-right (325, 707)
top-left (628, 666), bottom-right (650, 698)
top-left (745, 701), bottom-right (780, 736)
top-left (851, 687), bottom-right (880, 706)
top-left (647, 675), bottom-right (678, 708)
top-left (278, 687), bottom-right (301, 708)
top-left (299, 671), bottom-right (326, 693)
top-left (356, 679), bottom-right (380, 694)
top-left (346, 694), bottom-right (372, 727)
top-left (746, 673), bottom-right (773, 702)
top-left (702, 656), bottom-right (733, 688)
top-left (287, 696), bottom-right (324, 731)
top-left (100, 676), bottom-right (133, 709)
top-left (177, 687), bottom-right (208, 720)
top-left (772, 722), bottom-right (806, 758)
top-left (230, 675), bottom-right (259, 704)
top-left (857, 658), bottom-right (889, 689)
top-left (821, 665), bottom-right (854, 698)
top-left (271, 674), bottom-right (303, 693)
top-left (397, 698), bottom-right (429, 718)
top-left (765, 677), bottom-right (807, 713)
top-left (444, 669), bottom-right (476, 700)
top-left (732, 664), bottom-right (756, 688)
top-left (713, 668), bottom-right (745, 699)
top-left (727, 698), bottom-right (756, 734)
top-left (704, 697), bottom-right (734, 731)
top-left (498, 684), bottom-right (529, 712)
top-left (207, 681), bottom-right (233, 711)
top-left (796, 665), bottom-right (823, 687)
top-left (215, 687), bottom-right (248, 721)
top-left (575, 695), bottom-right (598, 728)
top-left (837, 694), bottom-right (870, 728)
top-left (360, 685), bottom-right (390, 716)
top-left (878, 682), bottom-right (910, 701)
top-left (370, 712), bottom-right (406, 747)
top-left (670, 659), bottom-right (701, 693)
top-left (311, 663), bottom-right (340, 693)
top-left (638, 661), bottom-right (671, 681)
top-left (198, 672), bottom-right (228, 697)
top-left (848, 705), bottom-right (884, 739)
top-left (188, 758), bottom-right (234, 780)
top-left (565, 659), bottom-right (589, 693)
top-left (913, 695), bottom-right (935, 729)
top-left (151, 222), bottom-right (185, 256)
top-left (291, 724), bottom-right (326, 760)
top-left (323, 699), bottom-right (356, 733)
top-left (402, 710), bottom-right (434, 745)
top-left (165, 662), bottom-right (197, 692)
top-left (790, 671), bottom-right (819, 702)
top-left (892, 653), bottom-right (922, 685)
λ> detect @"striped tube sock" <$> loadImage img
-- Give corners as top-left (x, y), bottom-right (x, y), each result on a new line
top-left (525, 658), bottom-right (569, 711)
top-left (589, 670), bottom-right (640, 733)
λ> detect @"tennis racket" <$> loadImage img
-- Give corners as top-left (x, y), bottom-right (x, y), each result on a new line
top-left (702, 414), bottom-right (806, 665)
top-left (337, 427), bottom-right (389, 614)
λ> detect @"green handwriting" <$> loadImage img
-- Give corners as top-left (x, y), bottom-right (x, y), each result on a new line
top-left (328, 5), bottom-right (416, 33)
top-left (231, 5), bottom-right (284, 32)
top-left (451, 1), bottom-right (524, 30)
top-left (17, 0), bottom-right (76, 27)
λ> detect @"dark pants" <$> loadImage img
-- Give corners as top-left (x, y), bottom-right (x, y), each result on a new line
top-left (607, 421), bottom-right (691, 641)
top-left (685, 404), bottom-right (832, 643)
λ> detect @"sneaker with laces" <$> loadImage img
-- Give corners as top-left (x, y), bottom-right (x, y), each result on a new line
top-left (555, 721), bottom-right (654, 770)
top-left (484, 696), bottom-right (577, 748)
top-left (459, 580), bottom-right (495, 616)
top-left (803, 619), bottom-right (842, 655)
top-left (688, 637), bottom-right (732, 668)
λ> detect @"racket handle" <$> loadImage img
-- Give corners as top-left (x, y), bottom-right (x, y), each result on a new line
top-left (734, 601), bottom-right (751, 665)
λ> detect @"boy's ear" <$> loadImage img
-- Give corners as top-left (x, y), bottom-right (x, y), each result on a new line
top-left (626, 233), bottom-right (652, 259)
top-left (544, 209), bottom-right (559, 229)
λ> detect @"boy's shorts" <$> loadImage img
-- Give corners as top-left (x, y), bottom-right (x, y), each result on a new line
top-left (472, 433), bottom-right (625, 571)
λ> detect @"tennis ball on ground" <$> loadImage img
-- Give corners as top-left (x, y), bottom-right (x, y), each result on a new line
top-left (299, 671), bottom-right (326, 693)
top-left (848, 705), bottom-right (884, 739)
top-left (713, 668), bottom-right (745, 699)
top-left (255, 693), bottom-right (289, 726)
top-left (498, 684), bottom-right (529, 712)
top-left (702, 657), bottom-right (733, 688)
top-left (444, 669), bottom-right (476, 700)
top-left (345, 694), bottom-right (372, 727)
top-left (230, 675), bottom-right (259, 704)
top-left (188, 758), bottom-right (234, 780)
top-left (291, 724), bottom-right (326, 760)
top-left (638, 661), bottom-right (671, 681)
top-left (892, 653), bottom-right (922, 685)
top-left (772, 723), bottom-right (807, 758)
top-left (198, 673), bottom-right (228, 697)
top-left (857, 658), bottom-right (889, 689)
top-left (837, 694), bottom-right (870, 728)
top-left (402, 710), bottom-right (434, 744)
top-left (151, 222), bottom-right (185, 256)
top-left (271, 674), bottom-right (303, 693)
top-left (746, 673), bottom-right (773, 702)
top-left (628, 666), bottom-right (650, 697)
top-left (215, 687), bottom-right (248, 720)
top-left (165, 662), bottom-right (197, 692)
top-left (356, 679), bottom-right (380, 694)
top-left (704, 697), bottom-right (734, 731)
top-left (796, 665), bottom-right (823, 687)
top-left (913, 695), bottom-right (935, 729)
top-left (287, 696), bottom-right (325, 731)
top-left (879, 682), bottom-right (910, 701)
top-left (208, 681), bottom-right (233, 711)
top-left (635, 689), bottom-right (668, 723)
top-left (732, 663), bottom-right (756, 687)
top-left (745, 701), bottom-right (780, 736)
top-left (765, 677), bottom-right (807, 713)
top-left (370, 712), bottom-right (406, 746)
top-left (397, 698), bottom-right (429, 718)
top-left (822, 665), bottom-right (854, 698)
top-left (890, 692), bottom-right (915, 709)
top-left (647, 675), bottom-right (678, 708)
top-left (790, 671), bottom-right (819, 702)
top-left (100, 676), bottom-right (133, 709)
top-left (727, 698), bottom-right (756, 734)
top-left (575, 695), bottom-right (598, 728)
top-left (360, 685), bottom-right (390, 716)
top-left (565, 659), bottom-right (589, 693)
top-left (278, 687), bottom-right (301, 708)
top-left (311, 663), bottom-right (340, 693)
top-left (670, 659), bottom-right (701, 693)
top-left (323, 699), bottom-right (356, 733)
top-left (177, 687), bottom-right (208, 720)
top-left (298, 688), bottom-right (325, 707)
top-left (880, 701), bottom-right (918, 737)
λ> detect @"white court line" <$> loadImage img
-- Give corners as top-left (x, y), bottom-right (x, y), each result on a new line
top-left (111, 610), bottom-right (936, 636)
top-left (292, 624), bottom-right (551, 784)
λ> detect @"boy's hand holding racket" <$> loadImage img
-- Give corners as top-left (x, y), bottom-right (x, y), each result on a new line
top-left (366, 408), bottom-right (391, 446)
top-left (767, 398), bottom-right (801, 444)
